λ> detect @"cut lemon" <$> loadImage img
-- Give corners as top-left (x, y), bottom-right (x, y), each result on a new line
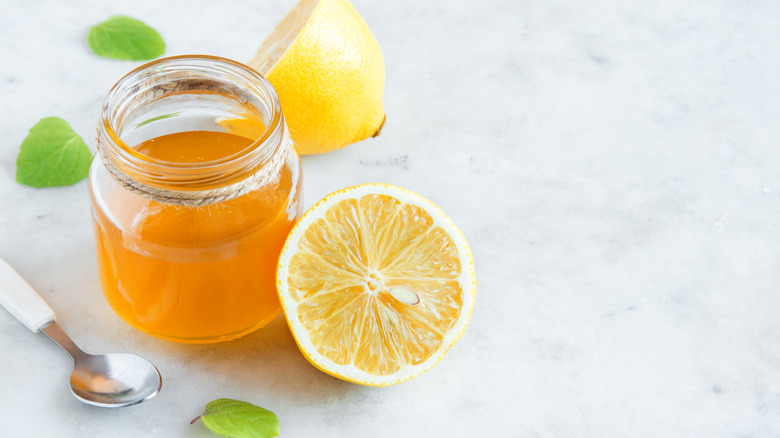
top-left (276, 184), bottom-right (476, 386)
top-left (248, 0), bottom-right (385, 155)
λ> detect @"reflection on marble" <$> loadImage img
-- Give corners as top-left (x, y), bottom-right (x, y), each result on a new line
top-left (2, 0), bottom-right (780, 436)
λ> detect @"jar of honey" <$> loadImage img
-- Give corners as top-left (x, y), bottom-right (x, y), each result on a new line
top-left (89, 55), bottom-right (303, 343)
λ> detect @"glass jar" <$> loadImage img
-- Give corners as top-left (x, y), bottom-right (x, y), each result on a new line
top-left (89, 55), bottom-right (303, 343)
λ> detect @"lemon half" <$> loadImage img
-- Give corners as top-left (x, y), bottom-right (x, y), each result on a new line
top-left (276, 184), bottom-right (476, 386)
top-left (249, 0), bottom-right (385, 155)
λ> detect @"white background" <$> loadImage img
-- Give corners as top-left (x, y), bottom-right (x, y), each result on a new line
top-left (1, 0), bottom-right (780, 436)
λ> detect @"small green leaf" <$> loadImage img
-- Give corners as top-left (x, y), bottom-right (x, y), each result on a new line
top-left (195, 398), bottom-right (279, 438)
top-left (16, 117), bottom-right (92, 187)
top-left (136, 112), bottom-right (179, 128)
top-left (87, 15), bottom-right (165, 61)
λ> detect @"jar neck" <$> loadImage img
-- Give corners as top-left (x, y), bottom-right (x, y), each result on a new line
top-left (96, 55), bottom-right (288, 201)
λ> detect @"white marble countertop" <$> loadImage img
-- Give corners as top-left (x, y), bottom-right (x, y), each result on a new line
top-left (2, 0), bottom-right (780, 436)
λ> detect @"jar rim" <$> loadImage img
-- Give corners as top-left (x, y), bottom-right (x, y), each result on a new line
top-left (98, 54), bottom-right (285, 184)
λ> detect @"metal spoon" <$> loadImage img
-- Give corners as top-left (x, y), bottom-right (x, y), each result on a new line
top-left (0, 257), bottom-right (162, 407)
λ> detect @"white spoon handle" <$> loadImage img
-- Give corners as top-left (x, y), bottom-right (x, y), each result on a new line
top-left (0, 257), bottom-right (55, 332)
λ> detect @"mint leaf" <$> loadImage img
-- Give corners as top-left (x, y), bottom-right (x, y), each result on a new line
top-left (193, 398), bottom-right (279, 438)
top-left (136, 112), bottom-right (179, 128)
top-left (87, 15), bottom-right (165, 61)
top-left (16, 117), bottom-right (91, 187)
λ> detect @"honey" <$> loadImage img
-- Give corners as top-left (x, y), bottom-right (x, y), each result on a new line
top-left (92, 131), bottom-right (300, 342)
top-left (90, 56), bottom-right (302, 343)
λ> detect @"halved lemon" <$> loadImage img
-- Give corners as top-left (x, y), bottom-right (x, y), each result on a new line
top-left (248, 0), bottom-right (385, 155)
top-left (276, 184), bottom-right (476, 386)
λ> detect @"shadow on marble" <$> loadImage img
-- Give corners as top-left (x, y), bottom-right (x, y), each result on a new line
top-left (141, 315), bottom-right (366, 404)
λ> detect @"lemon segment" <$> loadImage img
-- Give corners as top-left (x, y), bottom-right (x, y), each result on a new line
top-left (276, 184), bottom-right (476, 386)
top-left (248, 0), bottom-right (386, 155)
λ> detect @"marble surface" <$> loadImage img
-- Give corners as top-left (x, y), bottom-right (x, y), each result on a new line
top-left (2, 0), bottom-right (780, 436)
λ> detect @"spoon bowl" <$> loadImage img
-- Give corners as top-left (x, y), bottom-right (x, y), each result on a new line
top-left (70, 353), bottom-right (161, 407)
top-left (40, 319), bottom-right (163, 408)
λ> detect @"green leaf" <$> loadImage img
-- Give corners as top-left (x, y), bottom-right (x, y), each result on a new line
top-left (16, 117), bottom-right (92, 187)
top-left (136, 112), bottom-right (179, 128)
top-left (196, 398), bottom-right (280, 438)
top-left (87, 15), bottom-right (165, 61)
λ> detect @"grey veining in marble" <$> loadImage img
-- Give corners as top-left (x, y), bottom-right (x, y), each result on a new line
top-left (2, 0), bottom-right (780, 436)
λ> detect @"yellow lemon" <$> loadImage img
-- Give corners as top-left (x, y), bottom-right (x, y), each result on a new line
top-left (276, 184), bottom-right (476, 386)
top-left (248, 0), bottom-right (385, 155)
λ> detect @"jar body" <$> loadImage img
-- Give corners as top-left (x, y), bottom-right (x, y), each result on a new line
top-left (89, 56), bottom-right (303, 343)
